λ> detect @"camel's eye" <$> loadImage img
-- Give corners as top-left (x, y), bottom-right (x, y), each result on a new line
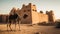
top-left (23, 14), bottom-right (28, 19)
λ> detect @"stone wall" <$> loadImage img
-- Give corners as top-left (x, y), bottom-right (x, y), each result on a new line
top-left (31, 11), bottom-right (48, 24)
top-left (0, 15), bottom-right (9, 23)
top-left (39, 13), bottom-right (48, 23)
top-left (32, 11), bottom-right (40, 24)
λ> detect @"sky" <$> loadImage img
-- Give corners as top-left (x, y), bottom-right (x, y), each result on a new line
top-left (0, 0), bottom-right (60, 19)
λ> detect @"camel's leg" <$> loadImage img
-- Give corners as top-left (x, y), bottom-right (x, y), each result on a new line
top-left (7, 20), bottom-right (9, 31)
top-left (18, 20), bottom-right (20, 31)
top-left (7, 23), bottom-right (9, 31)
top-left (14, 20), bottom-right (16, 31)
top-left (9, 23), bottom-right (12, 31)
top-left (15, 23), bottom-right (16, 31)
top-left (9, 21), bottom-right (12, 31)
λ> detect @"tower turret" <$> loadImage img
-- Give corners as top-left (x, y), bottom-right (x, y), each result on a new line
top-left (48, 10), bottom-right (55, 23)
top-left (46, 11), bottom-right (49, 14)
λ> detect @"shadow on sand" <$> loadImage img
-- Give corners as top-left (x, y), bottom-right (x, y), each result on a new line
top-left (0, 30), bottom-right (20, 32)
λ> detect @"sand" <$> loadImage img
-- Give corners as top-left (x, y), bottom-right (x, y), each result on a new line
top-left (0, 24), bottom-right (60, 34)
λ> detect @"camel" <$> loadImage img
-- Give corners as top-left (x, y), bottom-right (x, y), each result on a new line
top-left (7, 13), bottom-right (21, 31)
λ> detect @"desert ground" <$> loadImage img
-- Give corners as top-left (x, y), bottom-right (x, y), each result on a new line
top-left (0, 24), bottom-right (60, 34)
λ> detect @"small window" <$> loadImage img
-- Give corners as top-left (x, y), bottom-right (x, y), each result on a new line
top-left (33, 9), bottom-right (34, 11)
top-left (23, 14), bottom-right (28, 19)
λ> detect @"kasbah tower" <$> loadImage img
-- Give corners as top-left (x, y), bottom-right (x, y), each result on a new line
top-left (10, 3), bottom-right (55, 24)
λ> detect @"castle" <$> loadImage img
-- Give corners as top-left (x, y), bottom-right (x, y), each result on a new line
top-left (0, 3), bottom-right (55, 24)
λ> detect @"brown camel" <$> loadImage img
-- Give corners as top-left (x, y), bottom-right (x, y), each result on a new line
top-left (7, 13), bottom-right (21, 31)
